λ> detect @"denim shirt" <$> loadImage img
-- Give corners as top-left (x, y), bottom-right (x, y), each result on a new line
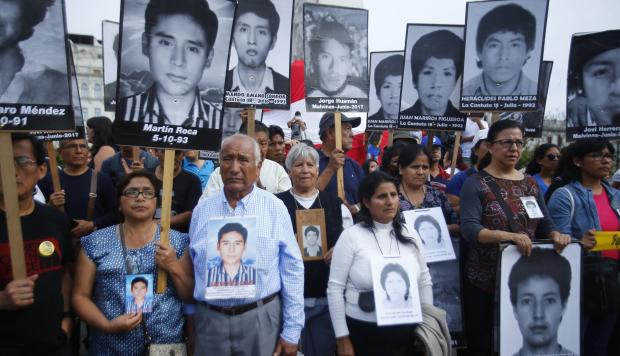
top-left (547, 180), bottom-right (620, 240)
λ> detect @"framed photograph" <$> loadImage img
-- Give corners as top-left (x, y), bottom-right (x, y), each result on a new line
top-left (0, 0), bottom-right (73, 132)
top-left (223, 0), bottom-right (293, 110)
top-left (303, 3), bottom-right (369, 112)
top-left (295, 208), bottom-right (327, 261)
top-left (460, 0), bottom-right (549, 112)
top-left (498, 61), bottom-right (553, 138)
top-left (33, 46), bottom-right (85, 141)
top-left (204, 216), bottom-right (257, 300)
top-left (367, 51), bottom-right (404, 130)
top-left (125, 274), bottom-right (154, 313)
top-left (499, 244), bottom-right (581, 356)
top-left (371, 255), bottom-right (423, 326)
top-left (566, 30), bottom-right (620, 140)
top-left (113, 0), bottom-right (235, 150)
top-left (398, 24), bottom-right (466, 132)
top-left (402, 207), bottom-right (456, 263)
top-left (427, 238), bottom-right (464, 347)
top-left (102, 20), bottom-right (120, 112)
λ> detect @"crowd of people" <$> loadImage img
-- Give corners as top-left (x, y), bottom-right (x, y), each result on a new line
top-left (0, 113), bottom-right (619, 356)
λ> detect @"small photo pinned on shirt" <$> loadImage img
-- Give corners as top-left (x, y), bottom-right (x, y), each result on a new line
top-left (125, 274), bottom-right (154, 313)
top-left (520, 196), bottom-right (544, 219)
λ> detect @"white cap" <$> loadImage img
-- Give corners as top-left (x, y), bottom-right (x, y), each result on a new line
top-left (472, 128), bottom-right (489, 148)
top-left (612, 168), bottom-right (620, 183)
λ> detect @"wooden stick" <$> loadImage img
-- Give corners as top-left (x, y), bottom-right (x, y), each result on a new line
top-left (247, 108), bottom-right (256, 138)
top-left (334, 112), bottom-right (345, 202)
top-left (490, 112), bottom-right (500, 124)
top-left (426, 131), bottom-right (434, 150)
top-left (132, 147), bottom-right (140, 163)
top-left (450, 132), bottom-right (462, 177)
top-left (46, 142), bottom-right (63, 212)
top-left (387, 130), bottom-right (394, 146)
top-left (156, 149), bottom-right (175, 294)
top-left (0, 133), bottom-right (26, 279)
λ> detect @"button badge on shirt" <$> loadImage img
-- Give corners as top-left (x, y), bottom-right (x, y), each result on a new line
top-left (38, 241), bottom-right (55, 257)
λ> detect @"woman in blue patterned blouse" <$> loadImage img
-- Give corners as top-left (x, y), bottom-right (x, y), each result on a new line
top-left (72, 171), bottom-right (194, 355)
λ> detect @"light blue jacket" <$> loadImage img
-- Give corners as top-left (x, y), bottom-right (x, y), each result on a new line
top-left (547, 180), bottom-right (620, 240)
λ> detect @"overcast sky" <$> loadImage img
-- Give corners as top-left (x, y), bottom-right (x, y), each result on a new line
top-left (66, 0), bottom-right (620, 118)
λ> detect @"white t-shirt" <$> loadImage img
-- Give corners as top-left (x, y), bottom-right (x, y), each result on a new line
top-left (461, 118), bottom-right (489, 158)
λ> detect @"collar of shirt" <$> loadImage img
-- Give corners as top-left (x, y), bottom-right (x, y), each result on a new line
top-left (148, 86), bottom-right (203, 126)
top-left (472, 71), bottom-right (528, 96)
top-left (0, 57), bottom-right (48, 103)
top-left (230, 66), bottom-right (274, 93)
top-left (220, 184), bottom-right (257, 216)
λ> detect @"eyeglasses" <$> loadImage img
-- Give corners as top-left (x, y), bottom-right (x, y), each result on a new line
top-left (546, 154), bottom-right (560, 161)
top-left (14, 156), bottom-right (37, 169)
top-left (493, 139), bottom-right (525, 149)
top-left (63, 143), bottom-right (87, 151)
top-left (122, 188), bottom-right (157, 199)
top-left (584, 152), bottom-right (615, 161)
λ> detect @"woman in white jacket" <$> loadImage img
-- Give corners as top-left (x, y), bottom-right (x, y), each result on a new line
top-left (327, 170), bottom-right (433, 356)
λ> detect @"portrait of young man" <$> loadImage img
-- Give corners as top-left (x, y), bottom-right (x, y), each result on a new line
top-left (507, 248), bottom-right (577, 356)
top-left (207, 222), bottom-right (256, 287)
top-left (566, 30), bottom-right (620, 132)
top-left (224, 0), bottom-right (291, 109)
top-left (462, 1), bottom-right (543, 97)
top-left (367, 52), bottom-right (403, 130)
top-left (303, 4), bottom-right (369, 112)
top-left (302, 225), bottom-right (322, 257)
top-left (399, 25), bottom-right (466, 131)
top-left (0, 0), bottom-right (70, 106)
top-left (118, 0), bottom-right (221, 129)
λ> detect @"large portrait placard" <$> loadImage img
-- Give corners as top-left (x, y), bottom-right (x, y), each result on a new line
top-left (398, 24), bottom-right (466, 132)
top-left (102, 21), bottom-right (120, 112)
top-left (33, 46), bottom-right (85, 141)
top-left (0, 0), bottom-right (73, 132)
top-left (566, 30), bottom-right (620, 140)
top-left (303, 3), bottom-right (369, 112)
top-left (223, 0), bottom-right (293, 110)
top-left (460, 0), bottom-right (549, 112)
top-left (371, 255), bottom-right (423, 326)
top-left (499, 61), bottom-right (553, 138)
top-left (113, 0), bottom-right (234, 150)
top-left (367, 51), bottom-right (403, 130)
top-left (499, 244), bottom-right (581, 356)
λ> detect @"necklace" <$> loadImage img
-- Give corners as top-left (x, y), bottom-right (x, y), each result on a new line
top-left (371, 226), bottom-right (400, 256)
top-left (401, 184), bottom-right (425, 208)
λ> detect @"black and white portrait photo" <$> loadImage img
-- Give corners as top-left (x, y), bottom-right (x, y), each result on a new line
top-left (102, 20), bottom-right (119, 112)
top-left (0, 0), bottom-right (73, 131)
top-left (499, 61), bottom-right (553, 138)
top-left (403, 207), bottom-right (456, 263)
top-left (367, 51), bottom-right (403, 130)
top-left (500, 244), bottom-right (581, 356)
top-left (114, 0), bottom-right (234, 150)
top-left (302, 225), bottom-right (322, 257)
top-left (303, 3), bottom-right (369, 112)
top-left (223, 0), bottom-right (293, 110)
top-left (371, 255), bottom-right (422, 326)
top-left (398, 24), bottom-right (466, 131)
top-left (566, 30), bottom-right (620, 140)
top-left (461, 0), bottom-right (549, 111)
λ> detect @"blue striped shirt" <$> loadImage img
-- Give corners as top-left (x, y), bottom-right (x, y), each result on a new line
top-left (189, 186), bottom-right (305, 343)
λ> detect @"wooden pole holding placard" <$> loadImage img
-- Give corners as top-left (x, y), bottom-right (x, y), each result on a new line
top-left (426, 131), bottom-right (434, 150)
top-left (0, 133), bottom-right (26, 280)
top-left (490, 112), bottom-right (500, 124)
top-left (46, 141), bottom-right (63, 212)
top-left (450, 132), bottom-right (462, 177)
top-left (156, 149), bottom-right (175, 294)
top-left (334, 112), bottom-right (345, 202)
top-left (132, 146), bottom-right (140, 163)
top-left (247, 108), bottom-right (256, 138)
top-left (387, 130), bottom-right (394, 146)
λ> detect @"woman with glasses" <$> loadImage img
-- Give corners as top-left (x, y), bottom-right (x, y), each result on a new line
top-left (397, 144), bottom-right (458, 235)
top-left (72, 171), bottom-right (193, 354)
top-left (459, 120), bottom-right (570, 355)
top-left (547, 139), bottom-right (618, 356)
top-left (525, 143), bottom-right (561, 196)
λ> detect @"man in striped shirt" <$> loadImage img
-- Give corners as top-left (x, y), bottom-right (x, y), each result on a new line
top-left (119, 0), bottom-right (220, 129)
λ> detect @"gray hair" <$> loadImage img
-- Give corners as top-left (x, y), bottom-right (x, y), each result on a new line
top-left (219, 134), bottom-right (261, 167)
top-left (285, 143), bottom-right (319, 171)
